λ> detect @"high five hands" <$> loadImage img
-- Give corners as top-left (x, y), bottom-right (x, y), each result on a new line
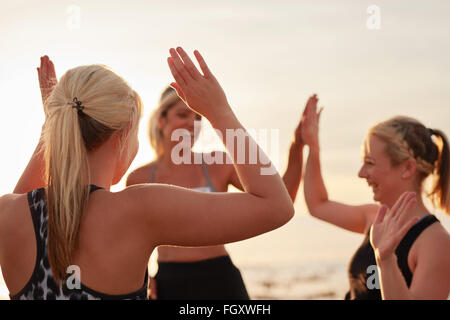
top-left (299, 94), bottom-right (323, 149)
top-left (37, 55), bottom-right (57, 117)
top-left (370, 192), bottom-right (420, 262)
top-left (167, 47), bottom-right (232, 123)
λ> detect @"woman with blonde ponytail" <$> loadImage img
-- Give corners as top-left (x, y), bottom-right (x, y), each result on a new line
top-left (301, 96), bottom-right (450, 299)
top-left (0, 49), bottom-right (294, 299)
top-left (126, 85), bottom-right (310, 300)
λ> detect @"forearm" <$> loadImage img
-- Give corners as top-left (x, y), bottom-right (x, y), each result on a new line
top-left (282, 141), bottom-right (304, 202)
top-left (376, 252), bottom-right (412, 300)
top-left (304, 144), bottom-right (329, 211)
top-left (14, 128), bottom-right (47, 194)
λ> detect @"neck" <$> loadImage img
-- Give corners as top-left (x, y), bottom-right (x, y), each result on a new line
top-left (87, 146), bottom-right (118, 191)
top-left (386, 188), bottom-right (430, 219)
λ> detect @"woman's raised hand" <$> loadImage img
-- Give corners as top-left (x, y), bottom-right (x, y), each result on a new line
top-left (370, 192), bottom-right (420, 262)
top-left (167, 47), bottom-right (231, 122)
top-left (37, 56), bottom-right (57, 112)
top-left (300, 94), bottom-right (323, 149)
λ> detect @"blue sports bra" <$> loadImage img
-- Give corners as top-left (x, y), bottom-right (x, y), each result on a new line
top-left (149, 160), bottom-right (217, 193)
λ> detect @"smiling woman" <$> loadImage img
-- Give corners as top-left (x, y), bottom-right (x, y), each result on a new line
top-left (0, 48), bottom-right (295, 300)
top-left (300, 96), bottom-right (450, 300)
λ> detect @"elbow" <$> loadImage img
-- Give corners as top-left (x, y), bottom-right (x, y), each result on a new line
top-left (272, 199), bottom-right (295, 228)
top-left (285, 203), bottom-right (295, 224)
top-left (305, 196), bottom-right (328, 218)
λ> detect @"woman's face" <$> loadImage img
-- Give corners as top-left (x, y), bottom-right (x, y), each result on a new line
top-left (358, 134), bottom-right (406, 205)
top-left (159, 100), bottom-right (202, 145)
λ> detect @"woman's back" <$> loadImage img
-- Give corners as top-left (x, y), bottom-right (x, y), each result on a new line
top-left (0, 49), bottom-right (295, 299)
top-left (0, 187), bottom-right (149, 299)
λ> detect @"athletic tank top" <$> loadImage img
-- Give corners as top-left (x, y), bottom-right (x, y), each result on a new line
top-left (149, 160), bottom-right (217, 193)
top-left (345, 213), bottom-right (439, 300)
top-left (10, 185), bottom-right (148, 300)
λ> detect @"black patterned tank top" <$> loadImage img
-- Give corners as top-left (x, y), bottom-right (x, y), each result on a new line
top-left (10, 185), bottom-right (148, 300)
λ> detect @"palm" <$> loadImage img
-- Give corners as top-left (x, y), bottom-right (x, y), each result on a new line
top-left (37, 55), bottom-right (57, 110)
top-left (300, 94), bottom-right (322, 147)
top-left (167, 47), bottom-right (229, 121)
top-left (370, 192), bottom-right (420, 261)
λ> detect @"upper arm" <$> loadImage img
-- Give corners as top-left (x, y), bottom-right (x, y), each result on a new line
top-left (409, 232), bottom-right (450, 299)
top-left (0, 195), bottom-right (7, 236)
top-left (308, 201), bottom-right (379, 234)
top-left (123, 183), bottom-right (293, 247)
top-left (0, 193), bottom-right (16, 247)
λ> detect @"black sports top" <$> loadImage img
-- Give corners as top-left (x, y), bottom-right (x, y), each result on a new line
top-left (10, 185), bottom-right (148, 300)
top-left (345, 214), bottom-right (439, 300)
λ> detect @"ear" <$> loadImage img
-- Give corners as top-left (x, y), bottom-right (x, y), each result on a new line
top-left (401, 158), bottom-right (417, 179)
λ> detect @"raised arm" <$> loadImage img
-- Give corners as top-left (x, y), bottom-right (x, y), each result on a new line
top-left (126, 47), bottom-right (294, 247)
top-left (302, 95), bottom-right (378, 234)
top-left (14, 56), bottom-right (56, 194)
top-left (227, 106), bottom-right (305, 201)
top-left (280, 100), bottom-right (307, 202)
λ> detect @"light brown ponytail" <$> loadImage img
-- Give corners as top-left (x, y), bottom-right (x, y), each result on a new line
top-left (429, 129), bottom-right (450, 214)
top-left (41, 65), bottom-right (142, 282)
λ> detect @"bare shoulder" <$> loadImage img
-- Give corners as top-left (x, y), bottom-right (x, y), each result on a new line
top-left (0, 193), bottom-right (29, 235)
top-left (126, 162), bottom-right (155, 186)
top-left (362, 203), bottom-right (381, 232)
top-left (417, 221), bottom-right (450, 261)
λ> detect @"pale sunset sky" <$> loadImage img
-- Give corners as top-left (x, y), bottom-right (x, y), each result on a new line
top-left (1, 0), bottom-right (449, 298)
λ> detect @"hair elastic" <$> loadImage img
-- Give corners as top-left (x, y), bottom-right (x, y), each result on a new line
top-left (70, 97), bottom-right (85, 114)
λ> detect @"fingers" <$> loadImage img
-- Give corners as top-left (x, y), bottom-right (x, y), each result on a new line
top-left (392, 192), bottom-right (416, 220)
top-left (318, 106), bottom-right (324, 120)
top-left (396, 194), bottom-right (417, 224)
top-left (176, 47), bottom-right (201, 80)
top-left (167, 57), bottom-right (187, 88)
top-left (170, 82), bottom-right (186, 101)
top-left (169, 48), bottom-right (192, 84)
top-left (388, 191), bottom-right (410, 219)
top-left (305, 94), bottom-right (318, 118)
top-left (374, 205), bottom-right (388, 224)
top-left (194, 50), bottom-right (213, 78)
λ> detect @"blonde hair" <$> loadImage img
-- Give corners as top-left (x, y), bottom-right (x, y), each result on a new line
top-left (40, 64), bottom-right (142, 282)
top-left (366, 116), bottom-right (450, 214)
top-left (148, 86), bottom-right (181, 157)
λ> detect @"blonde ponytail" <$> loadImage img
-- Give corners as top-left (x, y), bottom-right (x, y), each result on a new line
top-left (41, 65), bottom-right (142, 282)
